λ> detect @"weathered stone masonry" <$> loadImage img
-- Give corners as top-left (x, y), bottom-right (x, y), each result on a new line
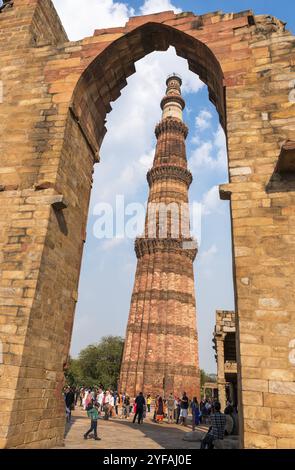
top-left (0, 0), bottom-right (295, 449)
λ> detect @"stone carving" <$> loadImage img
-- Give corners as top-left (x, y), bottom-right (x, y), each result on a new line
top-left (147, 165), bottom-right (193, 188)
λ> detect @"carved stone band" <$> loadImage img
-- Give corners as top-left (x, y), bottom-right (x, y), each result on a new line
top-left (121, 362), bottom-right (199, 377)
top-left (160, 94), bottom-right (185, 111)
top-left (126, 322), bottom-right (198, 338)
top-left (131, 289), bottom-right (196, 306)
top-left (135, 237), bottom-right (198, 261)
top-left (155, 118), bottom-right (188, 139)
top-left (147, 165), bottom-right (193, 188)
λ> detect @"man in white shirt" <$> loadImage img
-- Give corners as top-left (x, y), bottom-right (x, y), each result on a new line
top-left (97, 388), bottom-right (104, 415)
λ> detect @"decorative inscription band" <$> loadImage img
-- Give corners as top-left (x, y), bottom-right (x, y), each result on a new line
top-left (155, 118), bottom-right (188, 139)
top-left (147, 165), bottom-right (193, 188)
top-left (135, 237), bottom-right (198, 261)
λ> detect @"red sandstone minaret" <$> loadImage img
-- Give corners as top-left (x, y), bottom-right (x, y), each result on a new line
top-left (119, 75), bottom-right (200, 399)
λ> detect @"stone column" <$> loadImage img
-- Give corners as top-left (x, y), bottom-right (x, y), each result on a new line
top-left (216, 337), bottom-right (226, 410)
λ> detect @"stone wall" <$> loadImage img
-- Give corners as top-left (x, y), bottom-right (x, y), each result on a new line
top-left (0, 0), bottom-right (295, 448)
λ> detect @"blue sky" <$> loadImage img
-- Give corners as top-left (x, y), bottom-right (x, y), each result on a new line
top-left (52, 1), bottom-right (295, 373)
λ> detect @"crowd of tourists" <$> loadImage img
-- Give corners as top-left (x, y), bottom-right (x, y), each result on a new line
top-left (63, 385), bottom-right (238, 447)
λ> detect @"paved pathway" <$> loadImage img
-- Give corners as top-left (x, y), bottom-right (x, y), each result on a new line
top-left (58, 409), bottom-right (207, 449)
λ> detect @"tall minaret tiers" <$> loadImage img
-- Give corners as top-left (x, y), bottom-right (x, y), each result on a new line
top-left (119, 75), bottom-right (200, 399)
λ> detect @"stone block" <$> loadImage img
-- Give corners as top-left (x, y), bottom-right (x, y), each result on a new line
top-left (244, 432), bottom-right (277, 449)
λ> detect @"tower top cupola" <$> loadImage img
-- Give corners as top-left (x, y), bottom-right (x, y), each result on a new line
top-left (160, 73), bottom-right (185, 121)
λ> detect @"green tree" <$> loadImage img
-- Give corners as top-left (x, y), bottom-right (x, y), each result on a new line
top-left (64, 357), bottom-right (82, 386)
top-left (65, 336), bottom-right (124, 389)
top-left (200, 369), bottom-right (217, 387)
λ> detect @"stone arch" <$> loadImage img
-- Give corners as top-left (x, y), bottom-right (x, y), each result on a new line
top-left (70, 21), bottom-right (226, 156)
top-left (0, 0), bottom-right (295, 449)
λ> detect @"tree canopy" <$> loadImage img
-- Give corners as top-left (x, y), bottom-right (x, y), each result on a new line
top-left (65, 336), bottom-right (124, 390)
top-left (200, 369), bottom-right (217, 387)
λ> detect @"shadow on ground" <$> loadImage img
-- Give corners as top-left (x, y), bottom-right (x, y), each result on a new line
top-left (64, 414), bottom-right (86, 438)
top-left (61, 410), bottom-right (207, 449)
top-left (108, 418), bottom-right (200, 449)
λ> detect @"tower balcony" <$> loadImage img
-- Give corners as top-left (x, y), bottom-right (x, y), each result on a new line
top-left (135, 237), bottom-right (198, 261)
top-left (147, 164), bottom-right (192, 188)
top-left (155, 117), bottom-right (188, 139)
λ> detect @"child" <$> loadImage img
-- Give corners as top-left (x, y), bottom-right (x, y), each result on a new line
top-left (146, 394), bottom-right (151, 413)
top-left (84, 401), bottom-right (101, 441)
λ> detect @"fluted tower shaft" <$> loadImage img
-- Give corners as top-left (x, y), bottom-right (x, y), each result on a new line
top-left (119, 75), bottom-right (200, 399)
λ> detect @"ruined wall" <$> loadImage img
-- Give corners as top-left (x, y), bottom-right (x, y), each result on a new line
top-left (0, 0), bottom-right (295, 448)
top-left (214, 310), bottom-right (237, 409)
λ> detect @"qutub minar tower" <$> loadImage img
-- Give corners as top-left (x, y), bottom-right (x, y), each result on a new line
top-left (119, 75), bottom-right (200, 399)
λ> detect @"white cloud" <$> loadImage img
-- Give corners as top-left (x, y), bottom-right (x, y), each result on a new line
top-left (101, 237), bottom-right (125, 251)
top-left (202, 185), bottom-right (224, 216)
top-left (200, 244), bottom-right (218, 262)
top-left (139, 149), bottom-right (155, 170)
top-left (140, 0), bottom-right (182, 15)
top-left (189, 125), bottom-right (227, 171)
top-left (195, 109), bottom-right (213, 131)
top-left (53, 0), bottom-right (134, 40)
top-left (198, 244), bottom-right (218, 279)
top-left (189, 141), bottom-right (214, 168)
top-left (90, 47), bottom-right (204, 206)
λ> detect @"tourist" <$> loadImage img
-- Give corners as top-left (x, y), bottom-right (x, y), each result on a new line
top-left (82, 389), bottom-right (89, 410)
top-left (155, 396), bottom-right (164, 423)
top-left (175, 397), bottom-right (181, 424)
top-left (123, 394), bottom-right (130, 419)
top-left (205, 399), bottom-right (212, 416)
top-left (200, 400), bottom-right (206, 423)
top-left (84, 400), bottom-right (101, 441)
top-left (97, 387), bottom-right (104, 414)
top-left (200, 401), bottom-right (226, 449)
top-left (179, 392), bottom-right (189, 426)
top-left (119, 393), bottom-right (125, 418)
top-left (167, 393), bottom-right (175, 424)
top-left (64, 386), bottom-right (75, 423)
top-left (153, 396), bottom-right (159, 422)
top-left (163, 399), bottom-right (168, 419)
top-left (191, 397), bottom-right (201, 431)
top-left (85, 389), bottom-right (92, 410)
top-left (74, 387), bottom-right (80, 406)
top-left (146, 394), bottom-right (152, 413)
top-left (108, 392), bottom-right (115, 418)
top-left (133, 397), bottom-right (137, 416)
top-left (104, 390), bottom-right (112, 419)
top-left (232, 407), bottom-right (239, 435)
top-left (224, 404), bottom-right (235, 436)
top-left (133, 392), bottom-right (146, 424)
top-left (114, 391), bottom-right (120, 415)
top-left (79, 387), bottom-right (84, 407)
